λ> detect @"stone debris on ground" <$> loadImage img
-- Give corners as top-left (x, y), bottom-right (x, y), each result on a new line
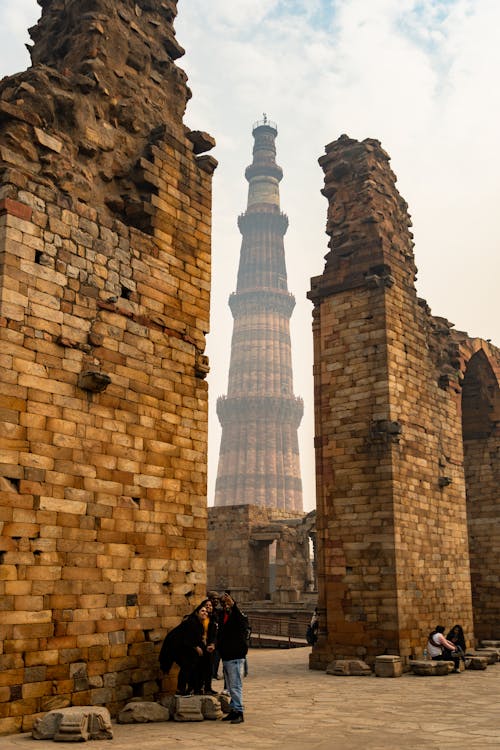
top-left (326, 659), bottom-right (372, 676)
top-left (117, 701), bottom-right (170, 724)
top-left (32, 706), bottom-right (113, 741)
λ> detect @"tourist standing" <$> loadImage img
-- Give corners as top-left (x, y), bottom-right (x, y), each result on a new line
top-left (217, 592), bottom-right (249, 724)
top-left (159, 601), bottom-right (209, 695)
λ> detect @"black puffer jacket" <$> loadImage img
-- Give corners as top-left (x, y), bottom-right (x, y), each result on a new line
top-left (217, 604), bottom-right (249, 661)
top-left (159, 614), bottom-right (204, 673)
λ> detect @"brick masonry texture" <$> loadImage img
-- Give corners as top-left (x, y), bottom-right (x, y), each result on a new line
top-left (0, 0), bottom-right (215, 734)
top-left (308, 135), bottom-right (500, 668)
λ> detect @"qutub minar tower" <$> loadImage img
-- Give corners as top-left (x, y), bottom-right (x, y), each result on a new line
top-left (214, 117), bottom-right (303, 512)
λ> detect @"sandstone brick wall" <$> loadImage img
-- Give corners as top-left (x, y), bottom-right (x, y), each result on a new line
top-left (309, 136), bottom-right (498, 668)
top-left (0, 0), bottom-right (215, 733)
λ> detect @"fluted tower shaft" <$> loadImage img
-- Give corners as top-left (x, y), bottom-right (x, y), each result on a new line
top-left (215, 120), bottom-right (303, 512)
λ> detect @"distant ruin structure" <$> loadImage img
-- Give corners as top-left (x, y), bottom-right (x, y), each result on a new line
top-left (0, 0), bottom-right (215, 733)
top-left (308, 135), bottom-right (500, 668)
top-left (214, 119), bottom-right (303, 512)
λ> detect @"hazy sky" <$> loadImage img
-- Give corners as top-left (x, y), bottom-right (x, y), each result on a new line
top-left (1, 1), bottom-right (499, 511)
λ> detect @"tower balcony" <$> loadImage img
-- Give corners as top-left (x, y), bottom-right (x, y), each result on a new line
top-left (237, 210), bottom-right (288, 235)
top-left (229, 288), bottom-right (296, 318)
top-left (252, 118), bottom-right (278, 134)
top-left (216, 394), bottom-right (304, 427)
top-left (245, 162), bottom-right (283, 182)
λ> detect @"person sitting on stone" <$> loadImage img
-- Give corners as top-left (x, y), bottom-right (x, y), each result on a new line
top-left (427, 625), bottom-right (460, 672)
top-left (445, 624), bottom-right (467, 668)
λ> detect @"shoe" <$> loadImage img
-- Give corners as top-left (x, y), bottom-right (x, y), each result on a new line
top-left (230, 712), bottom-right (244, 724)
top-left (205, 689), bottom-right (218, 696)
top-left (221, 711), bottom-right (236, 722)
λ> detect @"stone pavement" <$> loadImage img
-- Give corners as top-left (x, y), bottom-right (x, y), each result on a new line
top-left (3, 647), bottom-right (500, 750)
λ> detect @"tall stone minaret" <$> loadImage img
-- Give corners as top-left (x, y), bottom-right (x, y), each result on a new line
top-left (214, 118), bottom-right (303, 512)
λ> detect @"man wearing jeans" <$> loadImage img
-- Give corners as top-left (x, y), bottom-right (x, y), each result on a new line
top-left (218, 592), bottom-right (248, 724)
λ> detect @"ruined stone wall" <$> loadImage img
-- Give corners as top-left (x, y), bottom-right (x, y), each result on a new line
top-left (0, 0), bottom-right (215, 733)
top-left (308, 136), bottom-right (497, 667)
top-left (207, 505), bottom-right (307, 602)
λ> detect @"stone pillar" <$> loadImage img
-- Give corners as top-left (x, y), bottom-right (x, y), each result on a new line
top-left (308, 135), bottom-right (474, 668)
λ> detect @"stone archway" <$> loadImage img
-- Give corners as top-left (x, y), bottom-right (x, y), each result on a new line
top-left (462, 348), bottom-right (500, 640)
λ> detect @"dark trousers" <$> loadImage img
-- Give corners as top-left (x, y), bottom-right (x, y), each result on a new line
top-left (443, 646), bottom-right (465, 671)
top-left (212, 649), bottom-right (221, 678)
top-left (176, 655), bottom-right (202, 695)
top-left (201, 651), bottom-right (214, 692)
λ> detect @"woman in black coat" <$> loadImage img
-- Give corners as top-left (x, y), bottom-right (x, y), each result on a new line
top-left (445, 624), bottom-right (467, 670)
top-left (159, 601), bottom-right (209, 695)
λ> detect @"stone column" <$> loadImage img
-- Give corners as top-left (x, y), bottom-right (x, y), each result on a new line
top-left (308, 135), bottom-right (474, 667)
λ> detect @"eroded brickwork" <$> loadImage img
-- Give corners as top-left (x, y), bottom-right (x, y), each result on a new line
top-left (0, 0), bottom-right (215, 733)
top-left (309, 135), bottom-right (499, 668)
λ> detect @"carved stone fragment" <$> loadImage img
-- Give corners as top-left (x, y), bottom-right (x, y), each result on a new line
top-left (32, 706), bottom-right (113, 741)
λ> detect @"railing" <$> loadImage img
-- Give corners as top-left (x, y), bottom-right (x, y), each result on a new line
top-left (248, 615), bottom-right (309, 648)
top-left (252, 116), bottom-right (278, 132)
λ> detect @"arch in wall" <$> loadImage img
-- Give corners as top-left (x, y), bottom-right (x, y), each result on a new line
top-left (461, 346), bottom-right (500, 640)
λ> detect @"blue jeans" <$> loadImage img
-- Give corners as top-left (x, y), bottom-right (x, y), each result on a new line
top-left (222, 658), bottom-right (244, 713)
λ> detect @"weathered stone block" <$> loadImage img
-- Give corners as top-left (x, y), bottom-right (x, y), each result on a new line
top-left (374, 655), bottom-right (402, 677)
top-left (326, 659), bottom-right (372, 676)
top-left (172, 695), bottom-right (204, 722)
top-left (117, 701), bottom-right (169, 724)
top-left (32, 706), bottom-right (113, 741)
top-left (410, 660), bottom-right (454, 676)
top-left (201, 696), bottom-right (223, 720)
top-left (467, 649), bottom-right (498, 664)
top-left (465, 655), bottom-right (488, 670)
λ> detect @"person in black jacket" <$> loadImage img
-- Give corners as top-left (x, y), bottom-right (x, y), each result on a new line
top-left (159, 601), bottom-right (209, 695)
top-left (218, 592), bottom-right (249, 724)
top-left (445, 624), bottom-right (467, 671)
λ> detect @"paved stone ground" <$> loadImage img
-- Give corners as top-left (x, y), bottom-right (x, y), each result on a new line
top-left (4, 647), bottom-right (500, 750)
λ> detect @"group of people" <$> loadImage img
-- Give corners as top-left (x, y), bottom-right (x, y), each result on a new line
top-left (159, 591), bottom-right (249, 724)
top-left (427, 624), bottom-right (467, 672)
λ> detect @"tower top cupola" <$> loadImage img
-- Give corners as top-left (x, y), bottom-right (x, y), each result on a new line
top-left (245, 115), bottom-right (283, 208)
